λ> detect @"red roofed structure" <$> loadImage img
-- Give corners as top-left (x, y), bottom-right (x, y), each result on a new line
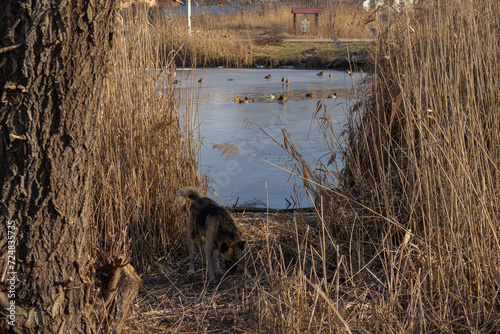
top-left (291, 7), bottom-right (321, 34)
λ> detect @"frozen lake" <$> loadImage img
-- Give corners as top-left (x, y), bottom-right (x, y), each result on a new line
top-left (174, 68), bottom-right (363, 209)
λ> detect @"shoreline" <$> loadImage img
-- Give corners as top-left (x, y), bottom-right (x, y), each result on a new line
top-left (170, 38), bottom-right (372, 70)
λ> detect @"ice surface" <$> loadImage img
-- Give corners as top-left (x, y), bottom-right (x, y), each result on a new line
top-left (173, 68), bottom-right (364, 209)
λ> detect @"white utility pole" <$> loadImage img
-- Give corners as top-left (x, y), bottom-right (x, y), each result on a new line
top-left (187, 0), bottom-right (192, 34)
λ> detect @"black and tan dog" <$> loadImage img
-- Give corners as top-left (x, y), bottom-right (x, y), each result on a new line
top-left (177, 187), bottom-right (246, 281)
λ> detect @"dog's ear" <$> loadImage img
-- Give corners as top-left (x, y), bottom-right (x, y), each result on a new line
top-left (220, 242), bottom-right (229, 253)
top-left (237, 240), bottom-right (246, 250)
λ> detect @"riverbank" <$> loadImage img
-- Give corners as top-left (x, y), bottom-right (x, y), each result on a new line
top-left (164, 34), bottom-right (372, 70)
top-left (250, 38), bottom-right (371, 70)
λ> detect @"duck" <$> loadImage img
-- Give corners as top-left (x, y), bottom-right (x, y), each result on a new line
top-left (317, 71), bottom-right (325, 77)
top-left (265, 74), bottom-right (272, 80)
top-left (359, 68), bottom-right (364, 74)
top-left (198, 77), bottom-right (204, 83)
top-left (327, 93), bottom-right (337, 99)
top-left (346, 70), bottom-right (352, 76)
top-left (328, 73), bottom-right (333, 79)
top-left (305, 92), bottom-right (314, 98)
top-left (173, 79), bottom-right (179, 84)
top-left (281, 77), bottom-right (285, 84)
top-left (266, 93), bottom-right (275, 100)
top-left (239, 97), bottom-right (253, 103)
top-left (277, 94), bottom-right (287, 103)
top-left (285, 78), bottom-right (289, 85)
top-left (232, 96), bottom-right (241, 102)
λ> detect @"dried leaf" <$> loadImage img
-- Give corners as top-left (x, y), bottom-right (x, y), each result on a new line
top-left (243, 118), bottom-right (253, 130)
top-left (213, 143), bottom-right (242, 160)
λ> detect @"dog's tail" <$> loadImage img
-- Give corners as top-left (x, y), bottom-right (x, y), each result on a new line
top-left (176, 186), bottom-right (203, 212)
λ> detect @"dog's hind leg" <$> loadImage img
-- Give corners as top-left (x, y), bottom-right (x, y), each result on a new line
top-left (187, 213), bottom-right (196, 274)
top-left (205, 243), bottom-right (216, 281)
top-left (204, 216), bottom-right (218, 281)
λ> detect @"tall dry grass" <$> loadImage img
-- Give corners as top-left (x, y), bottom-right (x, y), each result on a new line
top-left (91, 10), bottom-right (202, 271)
top-left (290, 0), bottom-right (500, 331)
top-left (150, 9), bottom-right (252, 68)
top-left (321, 4), bottom-right (375, 39)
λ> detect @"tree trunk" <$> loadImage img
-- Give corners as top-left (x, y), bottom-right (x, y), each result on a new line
top-left (0, 1), bottom-right (141, 333)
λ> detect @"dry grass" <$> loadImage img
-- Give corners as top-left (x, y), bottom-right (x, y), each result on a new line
top-left (91, 11), bottom-right (203, 271)
top-left (293, 0), bottom-right (500, 332)
top-left (127, 212), bottom-right (376, 333)
top-left (319, 5), bottom-right (376, 39)
top-left (149, 9), bottom-right (252, 68)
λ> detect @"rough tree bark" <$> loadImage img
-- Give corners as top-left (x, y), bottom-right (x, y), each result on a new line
top-left (0, 1), bottom-right (141, 333)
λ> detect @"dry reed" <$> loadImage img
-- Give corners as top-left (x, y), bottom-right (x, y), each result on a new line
top-left (295, 0), bottom-right (500, 332)
top-left (91, 10), bottom-right (202, 271)
top-left (150, 8), bottom-right (252, 68)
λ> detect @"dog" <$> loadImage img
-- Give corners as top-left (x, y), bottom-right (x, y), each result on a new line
top-left (177, 187), bottom-right (246, 281)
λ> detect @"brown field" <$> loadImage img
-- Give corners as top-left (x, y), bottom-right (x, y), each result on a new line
top-left (95, 1), bottom-right (500, 332)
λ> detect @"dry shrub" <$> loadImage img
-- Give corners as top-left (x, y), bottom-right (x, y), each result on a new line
top-left (91, 10), bottom-right (202, 271)
top-left (225, 4), bottom-right (375, 39)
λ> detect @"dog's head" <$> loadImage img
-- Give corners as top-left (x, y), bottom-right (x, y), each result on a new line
top-left (219, 240), bottom-right (246, 274)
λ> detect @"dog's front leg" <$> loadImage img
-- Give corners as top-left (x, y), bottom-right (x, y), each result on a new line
top-left (213, 249), bottom-right (224, 275)
top-left (187, 215), bottom-right (196, 274)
